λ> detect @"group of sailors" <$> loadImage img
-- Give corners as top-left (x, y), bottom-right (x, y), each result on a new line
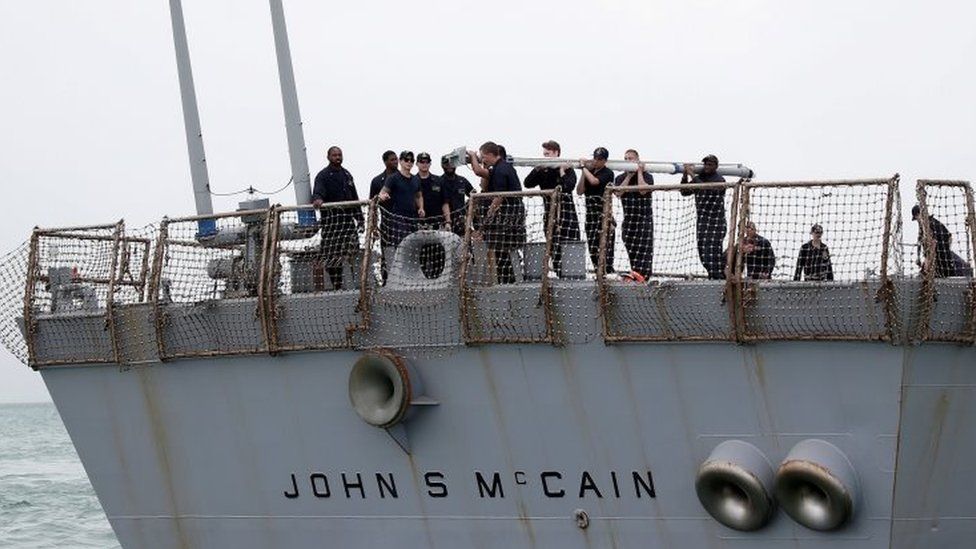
top-left (307, 142), bottom-right (969, 289)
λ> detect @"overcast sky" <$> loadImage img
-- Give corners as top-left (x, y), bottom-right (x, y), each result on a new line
top-left (1, 0), bottom-right (974, 402)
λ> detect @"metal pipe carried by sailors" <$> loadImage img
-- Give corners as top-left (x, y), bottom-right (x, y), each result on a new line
top-left (509, 157), bottom-right (755, 179)
top-left (268, 0), bottom-right (315, 226)
top-left (167, 0), bottom-right (216, 236)
top-left (440, 147), bottom-right (754, 178)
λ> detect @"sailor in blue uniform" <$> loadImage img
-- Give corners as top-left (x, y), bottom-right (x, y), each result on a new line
top-left (681, 154), bottom-right (727, 279)
top-left (441, 156), bottom-right (474, 237)
top-left (614, 149), bottom-right (654, 277)
top-left (577, 147), bottom-right (616, 275)
top-left (417, 152), bottom-right (449, 229)
top-left (311, 146), bottom-right (364, 290)
top-left (468, 142), bottom-right (525, 284)
top-left (523, 140), bottom-right (581, 278)
top-left (369, 150), bottom-right (398, 284)
top-left (794, 224), bottom-right (835, 281)
top-left (378, 151), bottom-right (424, 247)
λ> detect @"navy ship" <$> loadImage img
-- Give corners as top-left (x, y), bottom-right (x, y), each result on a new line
top-left (1, 1), bottom-right (975, 548)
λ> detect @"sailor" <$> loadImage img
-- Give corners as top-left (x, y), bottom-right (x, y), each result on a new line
top-left (417, 152), bottom-right (450, 229)
top-left (378, 151), bottom-right (424, 247)
top-left (441, 155), bottom-right (474, 237)
top-left (614, 149), bottom-right (654, 277)
top-left (741, 221), bottom-right (775, 279)
top-left (369, 150), bottom-right (398, 284)
top-left (311, 146), bottom-right (364, 290)
top-left (794, 223), bottom-right (834, 281)
top-left (369, 150), bottom-right (398, 199)
top-left (681, 154), bottom-right (727, 279)
top-left (467, 142), bottom-right (526, 284)
top-left (577, 147), bottom-right (615, 275)
top-left (523, 140), bottom-right (581, 278)
top-left (912, 205), bottom-right (970, 277)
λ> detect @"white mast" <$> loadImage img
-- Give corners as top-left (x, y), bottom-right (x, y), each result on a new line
top-left (268, 0), bottom-right (315, 225)
top-left (167, 0), bottom-right (216, 235)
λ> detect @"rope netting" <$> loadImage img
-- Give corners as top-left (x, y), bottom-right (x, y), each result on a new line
top-left (0, 177), bottom-right (972, 368)
top-left (599, 184), bottom-right (738, 341)
top-left (736, 180), bottom-right (901, 341)
top-left (267, 203), bottom-right (370, 351)
top-left (153, 212), bottom-right (269, 359)
top-left (916, 181), bottom-right (976, 343)
top-left (25, 225), bottom-right (122, 365)
top-left (459, 191), bottom-right (555, 344)
top-left (0, 241), bottom-right (30, 364)
top-left (362, 205), bottom-right (468, 353)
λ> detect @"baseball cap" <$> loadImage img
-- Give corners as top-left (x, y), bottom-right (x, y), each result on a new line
top-left (811, 223), bottom-right (823, 234)
top-left (399, 150), bottom-right (414, 161)
top-left (417, 152), bottom-right (432, 163)
top-left (592, 147), bottom-right (609, 160)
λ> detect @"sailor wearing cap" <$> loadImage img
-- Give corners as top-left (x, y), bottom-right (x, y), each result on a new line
top-left (680, 154), bottom-right (727, 279)
top-left (577, 147), bottom-right (616, 274)
top-left (794, 224), bottom-right (835, 281)
top-left (416, 152), bottom-right (451, 229)
top-left (441, 155), bottom-right (474, 237)
top-left (911, 205), bottom-right (971, 277)
top-left (369, 150), bottom-right (399, 284)
top-left (378, 151), bottom-right (424, 247)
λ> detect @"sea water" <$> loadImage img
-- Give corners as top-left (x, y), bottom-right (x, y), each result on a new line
top-left (0, 403), bottom-right (119, 548)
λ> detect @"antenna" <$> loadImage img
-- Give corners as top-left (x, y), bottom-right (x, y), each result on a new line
top-left (268, 0), bottom-right (315, 226)
top-left (167, 0), bottom-right (217, 236)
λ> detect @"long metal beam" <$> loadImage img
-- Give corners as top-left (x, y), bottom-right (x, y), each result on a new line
top-left (508, 157), bottom-right (755, 179)
top-left (268, 0), bottom-right (315, 225)
top-left (167, 0), bottom-right (216, 236)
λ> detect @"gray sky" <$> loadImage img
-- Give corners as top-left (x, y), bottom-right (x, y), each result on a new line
top-left (1, 0), bottom-right (973, 402)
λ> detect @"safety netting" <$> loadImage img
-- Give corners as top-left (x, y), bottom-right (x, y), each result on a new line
top-left (734, 179), bottom-right (903, 341)
top-left (459, 190), bottom-right (556, 344)
top-left (915, 180), bottom-right (976, 343)
top-left (266, 202), bottom-right (372, 352)
top-left (0, 177), bottom-right (972, 369)
top-left (599, 183), bottom-right (739, 341)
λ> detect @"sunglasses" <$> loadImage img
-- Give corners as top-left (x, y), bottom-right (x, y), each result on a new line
top-left (401, 157), bottom-right (414, 163)
top-left (417, 159), bottom-right (431, 164)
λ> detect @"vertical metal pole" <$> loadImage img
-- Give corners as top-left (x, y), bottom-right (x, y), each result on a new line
top-left (167, 0), bottom-right (216, 236)
top-left (268, 0), bottom-right (315, 226)
top-left (541, 189), bottom-right (560, 344)
top-left (915, 182), bottom-right (935, 342)
top-left (732, 184), bottom-right (750, 342)
top-left (596, 187), bottom-right (613, 343)
top-left (23, 229), bottom-right (40, 369)
top-left (878, 176), bottom-right (899, 342)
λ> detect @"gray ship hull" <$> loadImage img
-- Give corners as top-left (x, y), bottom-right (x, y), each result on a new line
top-left (40, 338), bottom-right (975, 548)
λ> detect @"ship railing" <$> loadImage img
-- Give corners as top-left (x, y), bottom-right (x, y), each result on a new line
top-left (914, 179), bottom-right (976, 344)
top-left (148, 208), bottom-right (272, 360)
top-left (13, 178), bottom-right (976, 368)
top-left (264, 200), bottom-right (374, 353)
top-left (22, 221), bottom-right (154, 367)
top-left (596, 182), bottom-right (741, 342)
top-left (596, 177), bottom-right (905, 343)
top-left (458, 189), bottom-right (560, 344)
top-left (730, 177), bottom-right (902, 342)
top-left (362, 202), bottom-right (468, 350)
